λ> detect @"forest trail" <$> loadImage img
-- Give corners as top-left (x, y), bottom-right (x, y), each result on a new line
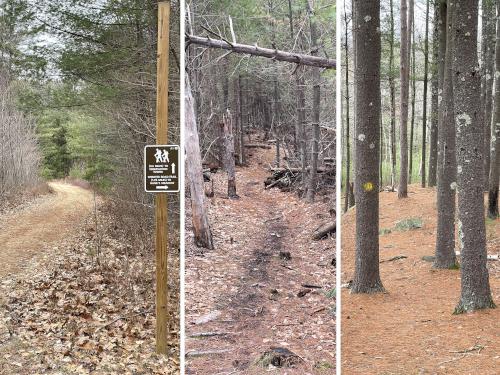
top-left (342, 186), bottom-right (500, 375)
top-left (0, 181), bottom-right (93, 278)
top-left (185, 145), bottom-right (335, 374)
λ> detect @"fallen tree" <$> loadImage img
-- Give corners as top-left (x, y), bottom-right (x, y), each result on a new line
top-left (312, 221), bottom-right (337, 240)
top-left (186, 35), bottom-right (336, 69)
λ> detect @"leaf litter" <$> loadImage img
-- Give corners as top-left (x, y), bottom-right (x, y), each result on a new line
top-left (0, 200), bottom-right (179, 374)
top-left (185, 146), bottom-right (336, 374)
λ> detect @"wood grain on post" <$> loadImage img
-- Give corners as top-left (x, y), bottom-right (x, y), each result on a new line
top-left (155, 1), bottom-right (170, 355)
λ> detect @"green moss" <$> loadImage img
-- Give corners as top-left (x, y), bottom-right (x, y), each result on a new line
top-left (314, 361), bottom-right (334, 370)
top-left (394, 217), bottom-right (423, 231)
top-left (324, 288), bottom-right (336, 299)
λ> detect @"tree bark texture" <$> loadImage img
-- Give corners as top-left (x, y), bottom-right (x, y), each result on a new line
top-left (222, 111), bottom-right (238, 198)
top-left (351, 0), bottom-right (384, 294)
top-left (453, 0), bottom-right (495, 313)
top-left (398, 0), bottom-right (409, 198)
top-left (482, 0), bottom-right (496, 190)
top-left (389, 0), bottom-right (397, 190)
top-left (488, 4), bottom-right (500, 219)
top-left (434, 0), bottom-right (457, 269)
top-left (421, 0), bottom-right (430, 187)
top-left (344, 5), bottom-right (351, 212)
top-left (428, 0), bottom-right (446, 187)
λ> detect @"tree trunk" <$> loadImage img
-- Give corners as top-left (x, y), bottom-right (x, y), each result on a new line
top-left (389, 0), bottom-right (397, 191)
top-left (238, 75), bottom-right (245, 165)
top-left (222, 111), bottom-right (238, 198)
top-left (409, 9), bottom-right (416, 185)
top-left (428, 0), bottom-right (445, 187)
top-left (434, 0), bottom-right (457, 269)
top-left (351, 0), bottom-right (384, 294)
top-left (453, 0), bottom-right (495, 313)
top-left (482, 0), bottom-right (496, 190)
top-left (185, 78), bottom-right (214, 249)
top-left (421, 0), bottom-right (429, 188)
top-left (488, 4), bottom-right (500, 219)
top-left (398, 0), bottom-right (410, 198)
top-left (344, 3), bottom-right (351, 213)
top-left (306, 0), bottom-right (320, 203)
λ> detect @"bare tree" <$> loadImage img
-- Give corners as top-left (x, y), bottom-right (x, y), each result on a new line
top-left (0, 75), bottom-right (41, 200)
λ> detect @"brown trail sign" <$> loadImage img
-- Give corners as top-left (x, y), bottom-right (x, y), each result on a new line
top-left (144, 145), bottom-right (180, 193)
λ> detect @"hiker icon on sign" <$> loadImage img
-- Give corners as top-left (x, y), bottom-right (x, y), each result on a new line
top-left (154, 148), bottom-right (170, 163)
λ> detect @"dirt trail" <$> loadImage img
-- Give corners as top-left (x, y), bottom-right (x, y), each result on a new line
top-left (185, 146), bottom-right (336, 374)
top-left (342, 186), bottom-right (500, 375)
top-left (0, 182), bottom-right (94, 278)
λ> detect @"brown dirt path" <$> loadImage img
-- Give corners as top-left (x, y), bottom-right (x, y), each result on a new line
top-left (185, 147), bottom-right (336, 374)
top-left (341, 186), bottom-right (500, 375)
top-left (0, 182), bottom-right (94, 278)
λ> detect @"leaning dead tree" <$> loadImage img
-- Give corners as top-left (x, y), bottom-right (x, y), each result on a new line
top-left (186, 35), bottom-right (336, 69)
top-left (185, 78), bottom-right (214, 249)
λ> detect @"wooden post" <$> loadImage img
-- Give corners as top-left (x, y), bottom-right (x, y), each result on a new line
top-left (155, 1), bottom-right (170, 355)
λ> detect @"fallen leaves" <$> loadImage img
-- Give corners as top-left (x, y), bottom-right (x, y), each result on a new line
top-left (0, 203), bottom-right (179, 374)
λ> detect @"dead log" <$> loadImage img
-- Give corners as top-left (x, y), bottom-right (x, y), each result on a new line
top-left (245, 143), bottom-right (272, 149)
top-left (312, 221), bottom-right (336, 240)
top-left (187, 35), bottom-right (336, 69)
top-left (270, 167), bottom-right (329, 173)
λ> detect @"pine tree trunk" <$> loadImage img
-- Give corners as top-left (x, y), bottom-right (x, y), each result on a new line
top-left (428, 0), bottom-right (446, 187)
top-left (421, 0), bottom-right (430, 188)
top-left (488, 4), bottom-right (500, 219)
top-left (344, 4), bottom-right (351, 212)
top-left (185, 78), bottom-right (214, 249)
top-left (453, 0), bottom-right (495, 314)
top-left (238, 75), bottom-right (245, 165)
top-left (389, 0), bottom-right (396, 191)
top-left (351, 0), bottom-right (384, 294)
top-left (409, 10), bottom-right (416, 185)
top-left (398, 0), bottom-right (410, 198)
top-left (482, 0), bottom-right (496, 190)
top-left (434, 0), bottom-right (457, 269)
